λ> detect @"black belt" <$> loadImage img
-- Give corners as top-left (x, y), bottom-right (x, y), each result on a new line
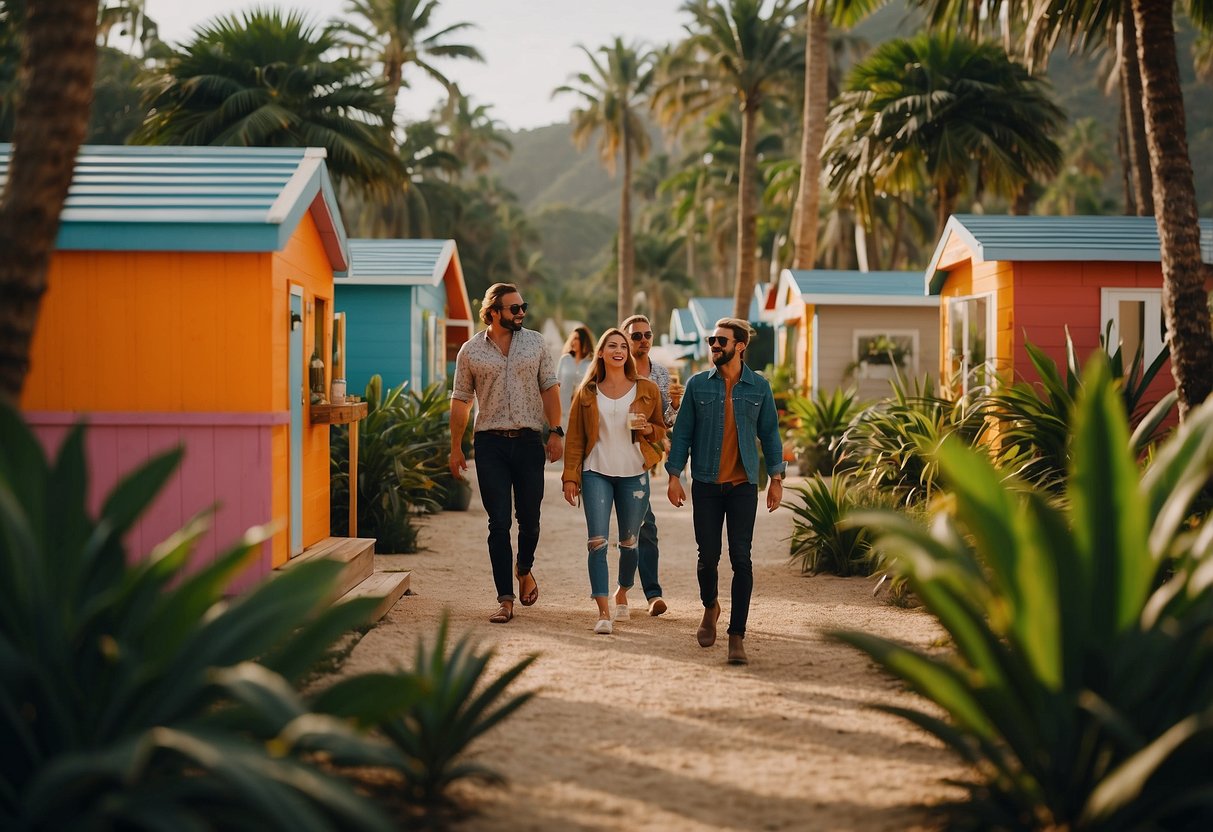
top-left (479, 428), bottom-right (536, 438)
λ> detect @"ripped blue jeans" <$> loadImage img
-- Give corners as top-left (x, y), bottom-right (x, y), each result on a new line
top-left (580, 470), bottom-right (650, 598)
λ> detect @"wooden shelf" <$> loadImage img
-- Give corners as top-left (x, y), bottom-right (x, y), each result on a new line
top-left (310, 401), bottom-right (367, 425)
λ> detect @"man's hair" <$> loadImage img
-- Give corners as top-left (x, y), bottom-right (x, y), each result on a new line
top-left (620, 314), bottom-right (651, 331)
top-left (480, 283), bottom-right (518, 325)
top-left (715, 317), bottom-right (753, 344)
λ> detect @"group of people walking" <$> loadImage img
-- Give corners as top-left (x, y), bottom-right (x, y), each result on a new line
top-left (449, 283), bottom-right (785, 666)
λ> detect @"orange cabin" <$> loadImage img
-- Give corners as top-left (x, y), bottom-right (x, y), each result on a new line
top-left (11, 144), bottom-right (356, 589)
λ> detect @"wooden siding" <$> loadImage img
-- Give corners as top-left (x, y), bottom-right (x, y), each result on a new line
top-left (27, 415), bottom-right (275, 592)
top-left (938, 259), bottom-right (1016, 381)
top-left (815, 306), bottom-right (940, 400)
top-left (334, 284), bottom-right (412, 394)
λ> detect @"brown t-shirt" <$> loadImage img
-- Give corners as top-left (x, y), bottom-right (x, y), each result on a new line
top-left (717, 375), bottom-right (748, 485)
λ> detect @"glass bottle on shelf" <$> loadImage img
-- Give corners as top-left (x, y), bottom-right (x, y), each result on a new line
top-left (309, 347), bottom-right (326, 404)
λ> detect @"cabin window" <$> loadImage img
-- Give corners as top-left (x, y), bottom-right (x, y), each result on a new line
top-left (1100, 288), bottom-right (1164, 365)
top-left (947, 294), bottom-right (991, 395)
top-left (851, 329), bottom-right (917, 379)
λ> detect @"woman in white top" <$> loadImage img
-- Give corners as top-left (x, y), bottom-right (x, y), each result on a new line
top-left (562, 329), bottom-right (666, 634)
top-left (555, 325), bottom-right (594, 431)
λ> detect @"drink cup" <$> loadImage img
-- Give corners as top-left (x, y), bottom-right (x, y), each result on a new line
top-left (628, 410), bottom-right (648, 430)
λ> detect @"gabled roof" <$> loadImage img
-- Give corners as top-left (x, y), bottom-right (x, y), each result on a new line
top-left (687, 290), bottom-right (764, 335)
top-left (669, 307), bottom-right (698, 344)
top-left (926, 214), bottom-right (1213, 294)
top-left (780, 269), bottom-right (936, 306)
top-left (337, 238), bottom-right (473, 329)
top-left (0, 144), bottom-right (348, 269)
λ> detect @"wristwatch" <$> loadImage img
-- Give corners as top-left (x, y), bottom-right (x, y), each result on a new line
top-left (550, 426), bottom-right (564, 437)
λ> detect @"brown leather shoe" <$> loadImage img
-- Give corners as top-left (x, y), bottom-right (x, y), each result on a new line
top-left (697, 602), bottom-right (721, 647)
top-left (727, 634), bottom-right (748, 665)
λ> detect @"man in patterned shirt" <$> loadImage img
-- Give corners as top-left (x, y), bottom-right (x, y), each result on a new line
top-left (450, 283), bottom-right (564, 624)
top-left (620, 314), bottom-right (675, 618)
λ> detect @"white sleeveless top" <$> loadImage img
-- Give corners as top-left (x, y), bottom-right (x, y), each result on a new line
top-left (584, 385), bottom-right (646, 477)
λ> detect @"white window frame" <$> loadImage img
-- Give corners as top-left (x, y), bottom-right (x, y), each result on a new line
top-left (947, 292), bottom-right (995, 395)
top-left (851, 328), bottom-right (919, 379)
top-left (1100, 288), bottom-right (1164, 364)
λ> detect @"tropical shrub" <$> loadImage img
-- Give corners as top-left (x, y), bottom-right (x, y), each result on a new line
top-left (835, 375), bottom-right (984, 504)
top-left (331, 376), bottom-right (449, 552)
top-left (976, 328), bottom-right (1176, 492)
top-left (366, 616), bottom-right (536, 805)
top-left (833, 360), bottom-right (1213, 830)
top-left (783, 387), bottom-right (861, 475)
top-left (786, 475), bottom-right (891, 577)
top-left (0, 406), bottom-right (410, 830)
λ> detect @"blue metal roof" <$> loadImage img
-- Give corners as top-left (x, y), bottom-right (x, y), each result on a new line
top-left (687, 295), bottom-right (762, 334)
top-left (926, 214), bottom-right (1213, 294)
top-left (782, 269), bottom-right (934, 305)
top-left (337, 239), bottom-right (456, 284)
top-left (0, 144), bottom-right (348, 269)
top-left (669, 307), bottom-right (698, 344)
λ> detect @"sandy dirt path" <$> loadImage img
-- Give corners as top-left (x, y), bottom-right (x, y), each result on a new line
top-left (336, 462), bottom-right (969, 831)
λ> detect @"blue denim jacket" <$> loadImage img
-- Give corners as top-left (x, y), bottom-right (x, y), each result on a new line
top-left (665, 363), bottom-right (786, 485)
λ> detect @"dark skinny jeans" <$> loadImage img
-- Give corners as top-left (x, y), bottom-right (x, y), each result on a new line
top-left (691, 480), bottom-right (757, 637)
top-left (473, 431), bottom-right (546, 601)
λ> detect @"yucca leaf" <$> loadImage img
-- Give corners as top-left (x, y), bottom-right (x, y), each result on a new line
top-left (98, 447), bottom-right (184, 536)
top-left (257, 595), bottom-right (379, 684)
top-left (310, 673), bottom-right (427, 725)
top-left (1141, 396), bottom-right (1213, 557)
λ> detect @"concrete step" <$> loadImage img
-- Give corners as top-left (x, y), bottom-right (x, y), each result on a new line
top-left (280, 536), bottom-right (375, 600)
top-left (338, 569), bottom-right (412, 622)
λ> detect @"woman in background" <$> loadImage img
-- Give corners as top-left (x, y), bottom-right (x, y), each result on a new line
top-left (556, 325), bottom-right (594, 431)
top-left (562, 328), bottom-right (666, 634)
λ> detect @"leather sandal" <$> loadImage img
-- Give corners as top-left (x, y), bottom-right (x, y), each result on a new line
top-left (489, 603), bottom-right (514, 624)
top-left (517, 571), bottom-right (539, 606)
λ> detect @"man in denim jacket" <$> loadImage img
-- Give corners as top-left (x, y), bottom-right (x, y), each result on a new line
top-left (666, 318), bottom-right (785, 665)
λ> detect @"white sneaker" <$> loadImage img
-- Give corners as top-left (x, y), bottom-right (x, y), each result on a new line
top-left (614, 604), bottom-right (630, 621)
top-left (594, 618), bottom-right (613, 635)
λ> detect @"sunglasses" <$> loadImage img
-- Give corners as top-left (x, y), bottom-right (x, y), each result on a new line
top-left (630, 331), bottom-right (653, 341)
top-left (493, 302), bottom-right (528, 315)
top-left (706, 335), bottom-right (733, 347)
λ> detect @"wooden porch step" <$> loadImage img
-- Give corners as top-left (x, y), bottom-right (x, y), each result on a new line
top-left (279, 536), bottom-right (375, 601)
top-left (338, 569), bottom-right (412, 622)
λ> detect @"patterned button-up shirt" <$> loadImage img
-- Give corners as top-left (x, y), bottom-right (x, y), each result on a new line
top-left (641, 360), bottom-right (675, 427)
top-left (452, 328), bottom-right (558, 432)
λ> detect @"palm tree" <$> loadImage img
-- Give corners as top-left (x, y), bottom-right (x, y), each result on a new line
top-left (823, 33), bottom-right (1064, 238)
top-left (792, 0), bottom-right (886, 271)
top-left (633, 231), bottom-right (692, 336)
top-left (335, 0), bottom-right (482, 128)
top-left (134, 9), bottom-right (401, 191)
top-left (919, 0), bottom-right (1213, 415)
top-left (436, 88), bottom-right (511, 179)
top-left (0, 0), bottom-right (97, 403)
top-left (656, 0), bottom-right (802, 320)
top-left (554, 37), bottom-right (656, 322)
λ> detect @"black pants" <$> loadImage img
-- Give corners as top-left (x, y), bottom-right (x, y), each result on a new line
top-left (691, 480), bottom-right (757, 637)
top-left (474, 431), bottom-right (546, 601)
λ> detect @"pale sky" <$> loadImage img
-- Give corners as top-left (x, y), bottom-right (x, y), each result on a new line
top-left (144, 0), bottom-right (690, 130)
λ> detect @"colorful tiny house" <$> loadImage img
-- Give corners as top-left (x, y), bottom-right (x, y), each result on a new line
top-left (925, 214), bottom-right (1213, 399)
top-left (333, 238), bottom-right (472, 396)
top-left (773, 270), bottom-right (939, 398)
top-left (672, 290), bottom-right (769, 365)
top-left (12, 144), bottom-right (364, 591)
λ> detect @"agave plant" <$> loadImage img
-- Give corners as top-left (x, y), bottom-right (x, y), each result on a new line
top-left (977, 328), bottom-right (1176, 492)
top-left (786, 475), bottom-right (885, 577)
top-left (331, 376), bottom-right (449, 551)
top-left (371, 616), bottom-right (535, 805)
top-left (783, 387), bottom-right (861, 475)
top-left (835, 375), bottom-right (984, 504)
top-left (833, 359), bottom-right (1213, 829)
top-left (0, 406), bottom-right (415, 829)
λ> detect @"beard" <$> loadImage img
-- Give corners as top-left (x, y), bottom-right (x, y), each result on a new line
top-left (711, 346), bottom-right (736, 367)
top-left (502, 316), bottom-right (523, 332)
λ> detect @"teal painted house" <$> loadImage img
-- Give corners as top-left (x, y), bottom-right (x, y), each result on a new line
top-left (671, 288), bottom-right (770, 365)
top-left (334, 239), bottom-right (473, 394)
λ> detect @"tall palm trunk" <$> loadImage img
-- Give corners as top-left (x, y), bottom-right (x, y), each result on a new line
top-left (618, 120), bottom-right (636, 322)
top-left (792, 12), bottom-right (829, 270)
top-left (733, 102), bottom-right (760, 320)
top-left (1120, 0), bottom-right (1153, 216)
top-left (0, 0), bottom-right (98, 404)
top-left (1132, 0), bottom-right (1213, 417)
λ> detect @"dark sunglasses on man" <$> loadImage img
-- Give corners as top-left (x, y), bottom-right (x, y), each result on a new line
top-left (630, 330), bottom-right (653, 341)
top-left (706, 335), bottom-right (733, 347)
top-left (494, 302), bottom-right (528, 315)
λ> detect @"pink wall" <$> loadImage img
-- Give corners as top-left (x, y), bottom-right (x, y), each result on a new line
top-left (27, 412), bottom-right (280, 593)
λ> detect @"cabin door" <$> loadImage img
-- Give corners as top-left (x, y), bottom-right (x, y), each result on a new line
top-left (288, 288), bottom-right (304, 557)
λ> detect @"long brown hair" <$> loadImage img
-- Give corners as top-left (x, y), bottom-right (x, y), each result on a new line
top-left (580, 327), bottom-right (637, 391)
top-left (562, 325), bottom-right (594, 359)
